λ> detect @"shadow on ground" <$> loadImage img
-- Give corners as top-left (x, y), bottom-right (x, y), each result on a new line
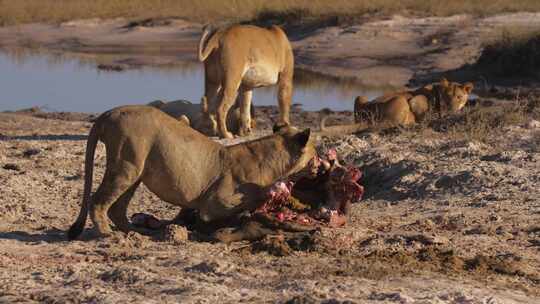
top-left (0, 134), bottom-right (88, 141)
top-left (0, 228), bottom-right (67, 244)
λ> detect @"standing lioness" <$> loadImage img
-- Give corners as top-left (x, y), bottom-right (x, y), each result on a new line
top-left (68, 106), bottom-right (315, 240)
top-left (198, 24), bottom-right (294, 139)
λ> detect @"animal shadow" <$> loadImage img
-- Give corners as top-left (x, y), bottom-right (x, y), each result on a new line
top-left (0, 134), bottom-right (88, 141)
top-left (0, 228), bottom-right (67, 244)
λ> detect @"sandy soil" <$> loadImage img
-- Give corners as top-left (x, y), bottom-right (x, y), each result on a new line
top-left (1, 102), bottom-right (539, 303)
top-left (1, 12), bottom-right (540, 303)
top-left (2, 13), bottom-right (540, 88)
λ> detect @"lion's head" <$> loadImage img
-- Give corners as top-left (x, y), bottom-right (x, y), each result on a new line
top-left (438, 78), bottom-right (474, 112)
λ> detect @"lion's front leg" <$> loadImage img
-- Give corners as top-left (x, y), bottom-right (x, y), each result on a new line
top-left (198, 176), bottom-right (265, 223)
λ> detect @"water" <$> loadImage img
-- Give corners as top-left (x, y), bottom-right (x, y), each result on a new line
top-left (0, 51), bottom-right (387, 113)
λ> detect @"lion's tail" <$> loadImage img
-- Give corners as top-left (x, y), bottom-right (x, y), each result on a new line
top-left (317, 109), bottom-right (369, 136)
top-left (67, 120), bottom-right (100, 240)
top-left (198, 25), bottom-right (218, 62)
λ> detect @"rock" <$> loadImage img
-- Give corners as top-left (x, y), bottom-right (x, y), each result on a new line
top-left (22, 148), bottom-right (41, 158)
top-left (368, 292), bottom-right (414, 303)
top-left (252, 234), bottom-right (292, 256)
top-left (435, 172), bottom-right (473, 189)
top-left (464, 226), bottom-right (489, 235)
top-left (526, 119), bottom-right (540, 129)
top-left (445, 141), bottom-right (488, 158)
top-left (2, 163), bottom-right (21, 171)
top-left (284, 295), bottom-right (318, 304)
top-left (423, 218), bottom-right (435, 228)
top-left (160, 225), bottom-right (189, 244)
top-left (99, 266), bottom-right (151, 284)
top-left (489, 214), bottom-right (501, 222)
top-left (184, 261), bottom-right (218, 274)
top-left (528, 239), bottom-right (540, 247)
top-left (414, 218), bottom-right (435, 229)
top-left (183, 260), bottom-right (235, 276)
top-left (499, 231), bottom-right (514, 239)
top-left (480, 150), bottom-right (526, 162)
top-left (124, 231), bottom-right (149, 247)
top-left (322, 299), bottom-right (357, 304)
top-left (406, 234), bottom-right (448, 245)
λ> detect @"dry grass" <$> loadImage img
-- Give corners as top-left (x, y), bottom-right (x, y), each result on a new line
top-left (394, 95), bottom-right (540, 145)
top-left (440, 97), bottom-right (538, 143)
top-left (1, 0), bottom-right (540, 26)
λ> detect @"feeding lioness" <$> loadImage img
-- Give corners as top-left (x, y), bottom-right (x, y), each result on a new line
top-left (67, 106), bottom-right (315, 240)
top-left (320, 78), bottom-right (474, 134)
top-left (147, 98), bottom-right (256, 136)
top-left (198, 24), bottom-right (294, 139)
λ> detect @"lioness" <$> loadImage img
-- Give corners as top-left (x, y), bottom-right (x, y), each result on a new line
top-left (198, 24), bottom-right (294, 139)
top-left (147, 98), bottom-right (256, 136)
top-left (67, 106), bottom-right (315, 240)
top-left (320, 78), bottom-right (474, 134)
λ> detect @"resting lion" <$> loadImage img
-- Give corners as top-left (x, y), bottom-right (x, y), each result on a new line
top-left (320, 78), bottom-right (474, 134)
top-left (67, 105), bottom-right (315, 240)
top-left (198, 24), bottom-right (294, 139)
top-left (147, 98), bottom-right (256, 136)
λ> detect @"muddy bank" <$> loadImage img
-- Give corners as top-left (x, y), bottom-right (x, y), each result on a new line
top-left (1, 13), bottom-right (540, 88)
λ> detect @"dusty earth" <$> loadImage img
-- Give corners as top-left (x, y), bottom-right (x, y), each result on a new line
top-left (2, 12), bottom-right (540, 88)
top-left (1, 100), bottom-right (539, 303)
top-left (1, 11), bottom-right (540, 304)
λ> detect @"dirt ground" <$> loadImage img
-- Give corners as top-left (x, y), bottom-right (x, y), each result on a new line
top-left (1, 12), bottom-right (540, 304)
top-left (1, 100), bottom-right (539, 303)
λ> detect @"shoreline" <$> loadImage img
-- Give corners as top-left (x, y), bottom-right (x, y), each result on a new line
top-left (1, 12), bottom-right (540, 89)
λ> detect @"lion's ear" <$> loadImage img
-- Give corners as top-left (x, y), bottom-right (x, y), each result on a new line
top-left (440, 77), bottom-right (450, 88)
top-left (463, 82), bottom-right (474, 94)
top-left (295, 128), bottom-right (311, 147)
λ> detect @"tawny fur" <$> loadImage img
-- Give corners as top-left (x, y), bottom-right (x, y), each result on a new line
top-left (319, 78), bottom-right (474, 135)
top-left (67, 106), bottom-right (316, 240)
top-left (147, 98), bottom-right (256, 136)
top-left (198, 24), bottom-right (294, 139)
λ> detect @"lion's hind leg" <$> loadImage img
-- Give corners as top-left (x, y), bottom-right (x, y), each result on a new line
top-left (89, 160), bottom-right (142, 237)
top-left (215, 71), bottom-right (243, 139)
top-left (107, 181), bottom-right (141, 234)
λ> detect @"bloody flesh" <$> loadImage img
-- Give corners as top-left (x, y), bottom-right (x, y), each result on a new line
top-left (255, 149), bottom-right (364, 228)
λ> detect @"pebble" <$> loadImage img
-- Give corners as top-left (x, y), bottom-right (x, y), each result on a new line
top-left (526, 119), bottom-right (540, 129)
top-left (2, 163), bottom-right (21, 171)
top-left (23, 148), bottom-right (41, 158)
top-left (161, 225), bottom-right (189, 244)
top-left (406, 234), bottom-right (448, 245)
